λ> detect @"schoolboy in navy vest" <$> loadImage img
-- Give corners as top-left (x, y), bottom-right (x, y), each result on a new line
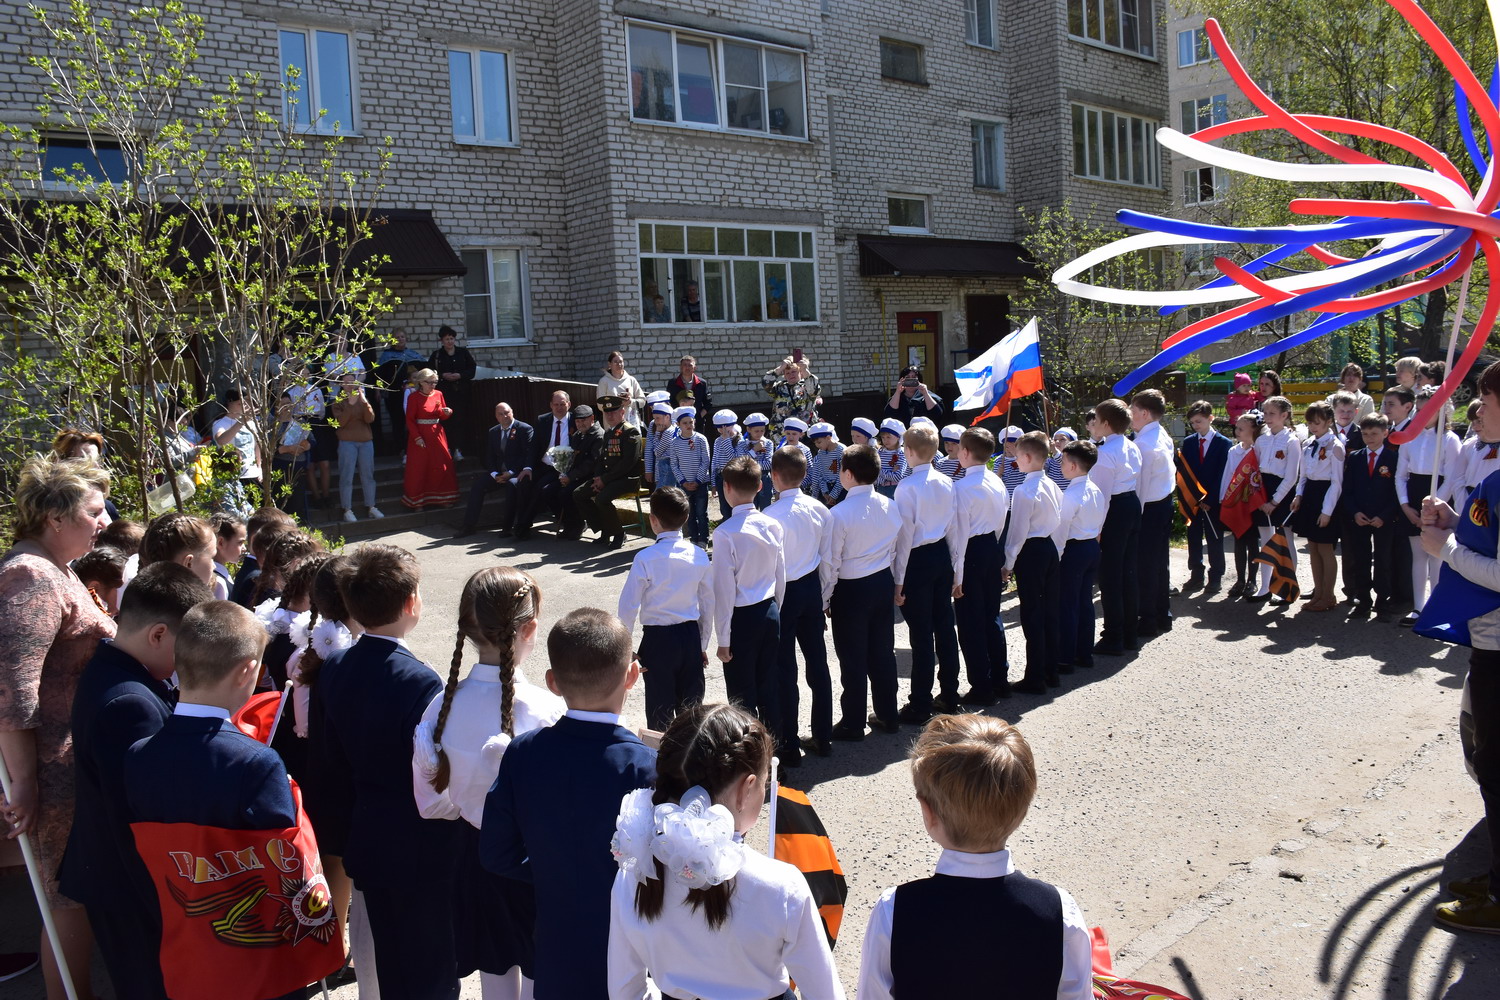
top-left (951, 428), bottom-right (1010, 705)
top-left (858, 714), bottom-right (1092, 999)
top-left (312, 543), bottom-right (463, 999)
top-left (481, 607), bottom-right (656, 999)
top-left (62, 564), bottom-right (212, 1000)
top-left (711, 456), bottom-right (787, 727)
top-left (1180, 399), bottom-right (1231, 591)
top-left (1341, 414), bottom-right (1403, 619)
top-left (122, 600), bottom-right (304, 999)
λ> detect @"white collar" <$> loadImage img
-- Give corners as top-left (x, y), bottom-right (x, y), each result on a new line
top-left (1022, 469), bottom-right (1042, 483)
top-left (363, 631), bottom-right (410, 649)
top-left (174, 702), bottom-right (232, 721)
top-left (847, 484), bottom-right (874, 497)
top-left (565, 708), bottom-right (622, 726)
top-left (654, 530), bottom-right (683, 544)
top-left (470, 662), bottom-right (533, 686)
top-left (773, 486), bottom-right (803, 501)
top-left (934, 847), bottom-right (1015, 878)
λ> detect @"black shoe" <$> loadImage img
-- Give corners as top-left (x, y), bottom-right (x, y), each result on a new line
top-left (1076, 658), bottom-right (1095, 669)
top-left (1136, 625), bottom-right (1161, 640)
top-left (867, 713), bottom-right (901, 734)
top-left (960, 688), bottom-right (998, 707)
top-left (1057, 662), bottom-right (1076, 675)
top-left (496, 527), bottom-right (513, 538)
top-left (1014, 678), bottom-right (1049, 695)
top-left (592, 533), bottom-right (611, 546)
top-left (829, 720), bottom-right (867, 741)
top-left (452, 528), bottom-right (475, 539)
top-left (1093, 642), bottom-right (1126, 656)
top-left (800, 736), bottom-right (833, 757)
top-left (606, 533), bottom-right (626, 550)
top-left (1204, 576), bottom-right (1223, 593)
top-left (780, 746), bottom-right (803, 768)
top-left (896, 703), bottom-right (931, 725)
top-left (1173, 576), bottom-right (1204, 595)
top-left (560, 528), bottom-right (583, 541)
top-left (1045, 673), bottom-right (1062, 688)
top-left (1245, 591), bottom-right (1271, 604)
top-left (1400, 611), bottom-right (1419, 628)
top-left (1374, 610), bottom-right (1396, 623)
top-left (995, 682), bottom-right (1013, 698)
top-left (1226, 582), bottom-right (1245, 599)
top-left (931, 695), bottom-right (960, 715)
top-left (513, 527), bottom-right (531, 540)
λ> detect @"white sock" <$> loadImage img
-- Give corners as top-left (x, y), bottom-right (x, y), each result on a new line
top-left (480, 968), bottom-right (530, 1000)
top-left (1410, 537), bottom-right (1427, 610)
top-left (1257, 526), bottom-right (1273, 593)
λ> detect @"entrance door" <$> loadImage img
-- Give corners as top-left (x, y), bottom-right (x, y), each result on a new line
top-left (965, 294), bottom-right (1009, 361)
top-left (897, 311), bottom-right (941, 377)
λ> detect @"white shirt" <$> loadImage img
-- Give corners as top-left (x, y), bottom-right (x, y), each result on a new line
top-left (1295, 432), bottom-right (1346, 517)
top-left (540, 415), bottom-right (572, 468)
top-left (1053, 474), bottom-right (1107, 551)
top-left (892, 463), bottom-right (965, 586)
top-left (711, 505), bottom-right (786, 647)
top-left (1220, 441), bottom-right (1253, 503)
top-left (412, 662), bottom-right (565, 827)
top-left (174, 702), bottom-right (231, 721)
top-left (1004, 471), bottom-right (1062, 568)
top-left (617, 530), bottom-right (714, 650)
top-left (1134, 421), bottom-right (1175, 503)
top-left (1254, 426), bottom-right (1301, 503)
top-left (565, 708), bottom-right (623, 726)
top-left (1090, 433), bottom-right (1140, 498)
top-left (821, 485), bottom-right (898, 605)
top-left (953, 463), bottom-right (1009, 545)
top-left (607, 848), bottom-right (845, 1000)
top-left (765, 487), bottom-right (832, 582)
top-left (856, 848), bottom-right (1093, 1000)
top-left (1459, 436), bottom-right (1500, 507)
top-left (1396, 427), bottom-right (1463, 505)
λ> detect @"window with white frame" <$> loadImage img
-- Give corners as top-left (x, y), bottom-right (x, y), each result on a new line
top-left (637, 222), bottom-right (818, 325)
top-left (1180, 95), bottom-right (1230, 134)
top-left (462, 249), bottom-right (528, 343)
top-left (1182, 166), bottom-right (1229, 205)
top-left (1067, 0), bottom-right (1155, 57)
top-left (879, 38), bottom-right (925, 83)
top-left (450, 48), bottom-right (515, 145)
top-left (627, 23), bottom-right (807, 138)
top-left (972, 121), bottom-right (1005, 190)
top-left (965, 0), bottom-right (997, 48)
top-left (279, 28), bottom-right (356, 133)
top-left (1071, 103), bottom-right (1160, 188)
top-left (1177, 27), bottom-right (1215, 67)
top-left (887, 195), bottom-right (929, 232)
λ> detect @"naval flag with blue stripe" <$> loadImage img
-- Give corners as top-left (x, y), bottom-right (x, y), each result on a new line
top-left (953, 317), bottom-right (1045, 424)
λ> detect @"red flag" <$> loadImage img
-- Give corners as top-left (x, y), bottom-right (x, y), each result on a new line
top-left (1218, 450), bottom-right (1266, 539)
top-left (130, 782), bottom-right (344, 1000)
top-left (231, 691), bottom-right (282, 743)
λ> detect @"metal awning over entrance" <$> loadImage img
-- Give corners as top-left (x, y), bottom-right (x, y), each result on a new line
top-left (857, 234), bottom-right (1034, 279)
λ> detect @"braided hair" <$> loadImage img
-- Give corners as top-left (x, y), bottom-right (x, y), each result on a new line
top-left (634, 703), bottom-right (774, 928)
top-left (429, 566), bottom-right (542, 794)
top-left (253, 530), bottom-right (322, 605)
top-left (295, 554), bottom-right (352, 691)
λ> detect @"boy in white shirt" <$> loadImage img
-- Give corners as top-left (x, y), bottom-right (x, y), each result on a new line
top-left (952, 428), bottom-right (1010, 704)
top-left (1004, 432), bottom-right (1062, 695)
top-left (1130, 389), bottom-right (1176, 639)
top-left (1053, 441), bottom-right (1107, 672)
top-left (618, 487), bottom-right (714, 729)
top-left (712, 456), bottom-right (787, 726)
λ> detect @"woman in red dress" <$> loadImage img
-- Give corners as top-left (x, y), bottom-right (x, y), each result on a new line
top-left (402, 368), bottom-right (459, 509)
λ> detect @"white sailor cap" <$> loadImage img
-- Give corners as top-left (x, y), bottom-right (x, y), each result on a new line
top-left (880, 417), bottom-right (906, 437)
top-left (783, 417), bottom-right (809, 434)
top-left (941, 423), bottom-right (965, 442)
top-left (1053, 427), bottom-right (1079, 442)
top-left (652, 402), bottom-right (673, 417)
top-left (673, 406), bottom-right (696, 422)
top-left (743, 412), bottom-right (770, 427)
top-left (713, 409), bottom-right (739, 427)
top-left (808, 421), bottom-right (835, 439)
top-left (851, 417), bottom-right (878, 440)
top-left (645, 390), bottom-right (671, 405)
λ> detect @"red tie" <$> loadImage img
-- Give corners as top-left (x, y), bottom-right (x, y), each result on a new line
top-left (1368, 451), bottom-right (1376, 476)
top-left (1199, 436), bottom-right (1207, 461)
top-left (553, 421), bottom-right (561, 447)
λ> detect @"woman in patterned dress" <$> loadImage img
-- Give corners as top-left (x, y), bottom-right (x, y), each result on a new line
top-left (0, 455), bottom-right (116, 998)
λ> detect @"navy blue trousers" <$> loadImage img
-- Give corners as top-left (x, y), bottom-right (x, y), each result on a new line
top-left (1186, 504), bottom-right (1226, 580)
top-left (777, 571), bottom-right (832, 748)
top-left (831, 569), bottom-right (899, 724)
top-left (900, 541), bottom-right (963, 710)
top-left (639, 621), bottom-right (705, 731)
top-left (1136, 497), bottom-right (1174, 632)
top-left (726, 598), bottom-right (780, 730)
top-left (954, 533), bottom-right (1008, 696)
top-left (683, 482), bottom-right (710, 543)
top-left (89, 900), bottom-right (166, 1000)
top-left (1098, 490), bottom-right (1141, 649)
top-left (362, 882), bottom-right (460, 999)
top-left (1015, 536), bottom-right (1061, 685)
top-left (1058, 537), bottom-right (1101, 668)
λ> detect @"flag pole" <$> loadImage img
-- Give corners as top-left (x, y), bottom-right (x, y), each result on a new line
top-left (0, 753), bottom-right (81, 1000)
top-left (1431, 270), bottom-right (1471, 485)
top-left (766, 756), bottom-right (781, 859)
top-left (267, 679), bottom-right (294, 745)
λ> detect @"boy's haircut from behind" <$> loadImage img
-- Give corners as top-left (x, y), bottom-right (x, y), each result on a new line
top-left (770, 445), bottom-right (808, 482)
top-left (1015, 430), bottom-right (1049, 463)
top-left (1185, 399), bottom-right (1213, 420)
top-left (841, 443), bottom-right (879, 485)
top-left (649, 487), bottom-right (690, 531)
top-left (958, 427), bottom-right (995, 463)
top-left (174, 600), bottom-right (268, 689)
top-left (1130, 388), bottom-right (1166, 418)
top-left (546, 607), bottom-right (632, 704)
top-left (1095, 398), bottom-right (1130, 434)
top-left (116, 562), bottom-right (214, 632)
top-left (75, 545), bottom-right (127, 591)
top-left (721, 455), bottom-right (762, 495)
top-left (1384, 384), bottom-right (1416, 407)
top-left (1062, 439), bottom-right (1099, 471)
top-left (1304, 400), bottom-right (1334, 425)
top-left (139, 512), bottom-right (213, 567)
top-left (1330, 391), bottom-right (1356, 409)
top-left (1360, 413), bottom-right (1392, 431)
top-left (97, 518), bottom-right (144, 557)
top-left (910, 715), bottom-right (1037, 853)
top-left (338, 543), bottom-right (420, 627)
top-left (901, 424), bottom-right (939, 461)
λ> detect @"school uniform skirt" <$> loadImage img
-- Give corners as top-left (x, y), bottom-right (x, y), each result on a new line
top-left (454, 821), bottom-right (536, 978)
top-left (1292, 479), bottom-right (1340, 543)
top-left (1254, 473), bottom-right (1294, 527)
top-left (1401, 473), bottom-right (1434, 537)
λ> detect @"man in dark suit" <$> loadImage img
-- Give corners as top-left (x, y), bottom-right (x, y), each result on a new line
top-left (311, 545), bottom-right (462, 1000)
top-left (514, 390), bottom-right (574, 540)
top-left (574, 395), bottom-right (642, 549)
top-left (544, 405), bottom-right (605, 541)
top-left (454, 402), bottom-right (534, 539)
top-left (1180, 400), bottom-right (1232, 591)
top-left (665, 354), bottom-right (714, 426)
top-left (1342, 413), bottom-right (1402, 619)
top-left (62, 565), bottom-right (211, 1000)
top-left (480, 608), bottom-right (655, 1000)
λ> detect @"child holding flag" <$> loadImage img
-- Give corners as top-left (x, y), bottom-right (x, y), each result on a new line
top-left (1219, 411), bottom-right (1268, 600)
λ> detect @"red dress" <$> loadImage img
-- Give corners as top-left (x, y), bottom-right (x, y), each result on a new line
top-left (402, 389), bottom-right (459, 508)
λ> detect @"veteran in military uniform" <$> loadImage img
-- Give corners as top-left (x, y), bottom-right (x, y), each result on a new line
top-left (574, 394), bottom-right (643, 549)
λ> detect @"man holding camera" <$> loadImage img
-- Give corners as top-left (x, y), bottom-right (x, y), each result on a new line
top-left (884, 365), bottom-right (944, 423)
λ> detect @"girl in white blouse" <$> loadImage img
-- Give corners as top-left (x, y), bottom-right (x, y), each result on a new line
top-left (607, 704), bottom-right (845, 1000)
top-left (1221, 411), bottom-right (1263, 599)
top-left (1251, 396), bottom-right (1303, 603)
top-left (1396, 387), bottom-right (1464, 623)
top-left (1291, 402), bottom-right (1345, 612)
top-left (413, 566), bottom-right (565, 1000)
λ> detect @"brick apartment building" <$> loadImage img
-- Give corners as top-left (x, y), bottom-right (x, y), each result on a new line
top-left (3, 0), bottom-right (1168, 406)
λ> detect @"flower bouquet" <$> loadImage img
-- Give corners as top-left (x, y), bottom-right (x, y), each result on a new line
top-left (546, 445), bottom-right (575, 474)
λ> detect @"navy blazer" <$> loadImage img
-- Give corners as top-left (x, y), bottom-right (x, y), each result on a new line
top-left (229, 555), bottom-right (260, 608)
top-left (1342, 444), bottom-right (1402, 524)
top-left (311, 635), bottom-right (460, 887)
top-left (60, 641), bottom-right (174, 905)
top-left (530, 412), bottom-right (567, 473)
top-left (1181, 431), bottom-right (1232, 510)
top-left (124, 713), bottom-right (296, 830)
top-left (484, 420), bottom-right (534, 478)
top-left (480, 716), bottom-right (656, 999)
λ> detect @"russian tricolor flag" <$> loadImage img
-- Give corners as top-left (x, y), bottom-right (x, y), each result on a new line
top-left (953, 317), bottom-right (1045, 424)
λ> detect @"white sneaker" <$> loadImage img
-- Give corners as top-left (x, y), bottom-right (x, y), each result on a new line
top-left (368, 507), bottom-right (384, 519)
top-left (343, 509), bottom-right (357, 523)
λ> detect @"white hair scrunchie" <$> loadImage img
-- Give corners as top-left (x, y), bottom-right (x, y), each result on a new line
top-left (611, 786), bottom-right (746, 892)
